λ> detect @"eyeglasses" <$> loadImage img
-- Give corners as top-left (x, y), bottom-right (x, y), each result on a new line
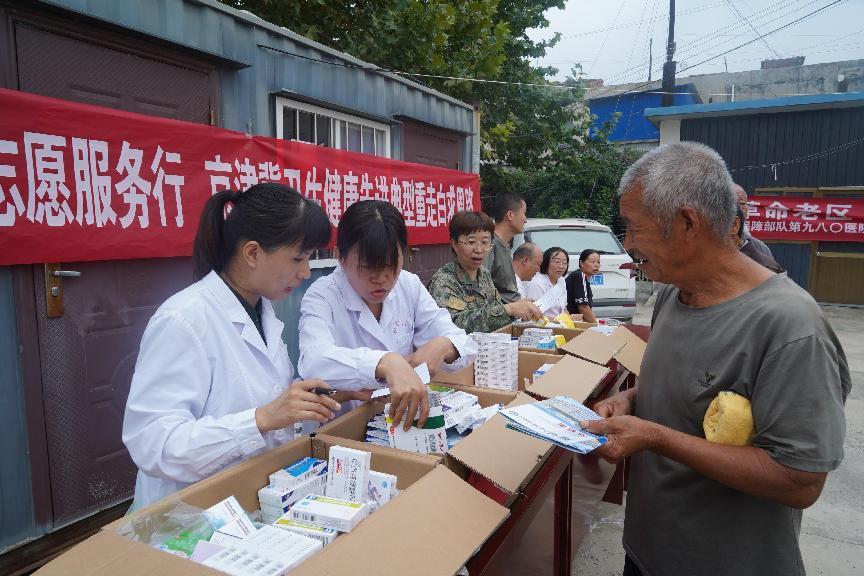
top-left (457, 239), bottom-right (493, 251)
top-left (549, 259), bottom-right (568, 265)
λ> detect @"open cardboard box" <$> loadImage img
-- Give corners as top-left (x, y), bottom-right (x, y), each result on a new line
top-left (314, 385), bottom-right (518, 453)
top-left (36, 436), bottom-right (509, 576)
top-left (494, 322), bottom-right (594, 354)
top-left (558, 325), bottom-right (647, 377)
top-left (433, 350), bottom-right (607, 400)
top-left (527, 354), bottom-right (612, 401)
top-left (315, 387), bottom-right (559, 508)
top-left (444, 392), bottom-right (555, 507)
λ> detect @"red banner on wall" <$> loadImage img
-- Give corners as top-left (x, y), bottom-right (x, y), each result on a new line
top-left (747, 195), bottom-right (864, 242)
top-left (0, 88), bottom-right (479, 266)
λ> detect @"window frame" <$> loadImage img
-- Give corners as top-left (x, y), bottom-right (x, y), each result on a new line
top-left (275, 97), bottom-right (391, 158)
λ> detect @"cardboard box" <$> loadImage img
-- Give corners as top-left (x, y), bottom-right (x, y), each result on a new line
top-left (445, 392), bottom-right (555, 507)
top-left (39, 436), bottom-right (508, 576)
top-left (433, 350), bottom-right (601, 400)
top-left (290, 467), bottom-right (508, 576)
top-left (496, 322), bottom-right (595, 339)
top-left (525, 354), bottom-right (611, 402)
top-left (315, 387), bottom-right (518, 456)
top-left (559, 325), bottom-right (646, 376)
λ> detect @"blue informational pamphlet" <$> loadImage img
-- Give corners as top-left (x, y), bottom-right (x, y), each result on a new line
top-left (499, 396), bottom-right (607, 454)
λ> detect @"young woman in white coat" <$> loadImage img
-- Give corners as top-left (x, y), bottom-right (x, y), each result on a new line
top-left (123, 183), bottom-right (367, 510)
top-left (298, 200), bottom-right (477, 431)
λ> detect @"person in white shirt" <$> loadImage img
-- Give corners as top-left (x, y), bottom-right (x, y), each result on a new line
top-left (299, 200), bottom-right (476, 431)
top-left (525, 247), bottom-right (570, 319)
top-left (122, 183), bottom-right (367, 511)
top-left (512, 241), bottom-right (542, 299)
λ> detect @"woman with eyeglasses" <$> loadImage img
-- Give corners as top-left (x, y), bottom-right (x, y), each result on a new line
top-left (428, 211), bottom-right (543, 333)
top-left (525, 247), bottom-right (570, 320)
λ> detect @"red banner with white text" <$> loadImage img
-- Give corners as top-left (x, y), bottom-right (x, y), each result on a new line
top-left (0, 88), bottom-right (479, 265)
top-left (747, 195), bottom-right (864, 242)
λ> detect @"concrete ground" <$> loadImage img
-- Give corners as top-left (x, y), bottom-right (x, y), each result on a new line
top-left (572, 283), bottom-right (864, 575)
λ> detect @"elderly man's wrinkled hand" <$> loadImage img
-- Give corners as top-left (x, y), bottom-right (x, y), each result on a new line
top-left (581, 416), bottom-right (659, 464)
top-left (592, 390), bottom-right (634, 418)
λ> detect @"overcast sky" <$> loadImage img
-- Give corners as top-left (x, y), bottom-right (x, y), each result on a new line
top-left (529, 0), bottom-right (864, 85)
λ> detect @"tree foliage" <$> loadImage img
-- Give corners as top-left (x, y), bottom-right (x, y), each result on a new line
top-left (221, 0), bottom-right (640, 227)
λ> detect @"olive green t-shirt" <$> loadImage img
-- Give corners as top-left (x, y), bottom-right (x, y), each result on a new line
top-left (625, 273), bottom-right (850, 576)
top-left (483, 233), bottom-right (520, 304)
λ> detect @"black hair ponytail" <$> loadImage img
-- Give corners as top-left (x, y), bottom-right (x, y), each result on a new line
top-left (193, 190), bottom-right (235, 280)
top-left (192, 183), bottom-right (331, 280)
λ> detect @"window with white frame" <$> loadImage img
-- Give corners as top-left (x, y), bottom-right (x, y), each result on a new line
top-left (275, 97), bottom-right (391, 158)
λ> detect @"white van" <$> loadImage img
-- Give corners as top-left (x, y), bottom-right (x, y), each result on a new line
top-left (514, 218), bottom-right (636, 320)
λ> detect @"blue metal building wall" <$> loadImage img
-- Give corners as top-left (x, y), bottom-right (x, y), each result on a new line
top-left (0, 269), bottom-right (35, 552)
top-left (590, 85), bottom-right (696, 142)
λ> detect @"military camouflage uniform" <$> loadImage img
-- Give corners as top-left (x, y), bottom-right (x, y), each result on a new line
top-left (427, 260), bottom-right (512, 334)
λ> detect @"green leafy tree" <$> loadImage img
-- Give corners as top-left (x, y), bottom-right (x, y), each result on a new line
top-left (221, 0), bottom-right (638, 227)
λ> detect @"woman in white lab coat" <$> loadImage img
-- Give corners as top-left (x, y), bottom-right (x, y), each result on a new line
top-left (123, 183), bottom-right (366, 510)
top-left (298, 200), bottom-right (476, 431)
top-left (525, 246), bottom-right (570, 319)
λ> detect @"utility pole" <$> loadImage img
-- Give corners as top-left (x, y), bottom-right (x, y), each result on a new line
top-left (648, 38), bottom-right (653, 82)
top-left (661, 0), bottom-right (676, 106)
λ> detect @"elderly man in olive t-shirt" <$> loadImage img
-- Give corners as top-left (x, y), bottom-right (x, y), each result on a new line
top-left (582, 143), bottom-right (850, 576)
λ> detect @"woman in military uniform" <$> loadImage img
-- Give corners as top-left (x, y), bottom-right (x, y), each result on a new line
top-left (428, 211), bottom-right (542, 333)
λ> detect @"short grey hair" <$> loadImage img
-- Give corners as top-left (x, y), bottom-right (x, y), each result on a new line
top-left (617, 142), bottom-right (736, 238)
top-left (513, 242), bottom-right (537, 260)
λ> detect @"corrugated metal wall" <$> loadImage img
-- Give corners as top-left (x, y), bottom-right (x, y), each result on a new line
top-left (590, 85), bottom-right (696, 142)
top-left (681, 107), bottom-right (864, 298)
top-left (0, 269), bottom-right (35, 552)
top-left (45, 0), bottom-right (476, 167)
top-left (765, 242), bottom-right (812, 289)
top-left (680, 107), bottom-right (864, 191)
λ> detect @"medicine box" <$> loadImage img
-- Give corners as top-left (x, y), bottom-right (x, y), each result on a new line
top-left (269, 457), bottom-right (327, 490)
top-left (366, 470), bottom-right (398, 512)
top-left (289, 495), bottom-right (368, 533)
top-left (326, 445), bottom-right (371, 503)
top-left (258, 474), bottom-right (326, 509)
top-left (273, 516), bottom-right (338, 546)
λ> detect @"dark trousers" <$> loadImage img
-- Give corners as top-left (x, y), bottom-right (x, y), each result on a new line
top-left (623, 555), bottom-right (644, 576)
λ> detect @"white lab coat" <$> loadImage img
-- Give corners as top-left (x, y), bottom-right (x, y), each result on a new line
top-left (526, 273), bottom-right (567, 318)
top-left (123, 271), bottom-right (295, 510)
top-left (298, 266), bottom-right (476, 398)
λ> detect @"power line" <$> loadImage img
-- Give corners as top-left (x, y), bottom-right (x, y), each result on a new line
top-left (591, 0), bottom-right (847, 99)
top-left (558, 1), bottom-right (728, 40)
top-left (257, 1), bottom-right (850, 98)
top-left (588, 0), bottom-right (821, 96)
top-left (729, 135), bottom-right (864, 172)
top-left (587, 0), bottom-right (629, 77)
top-left (677, 0), bottom-right (848, 76)
top-left (723, 0), bottom-right (783, 58)
top-left (590, 0), bottom-right (804, 88)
